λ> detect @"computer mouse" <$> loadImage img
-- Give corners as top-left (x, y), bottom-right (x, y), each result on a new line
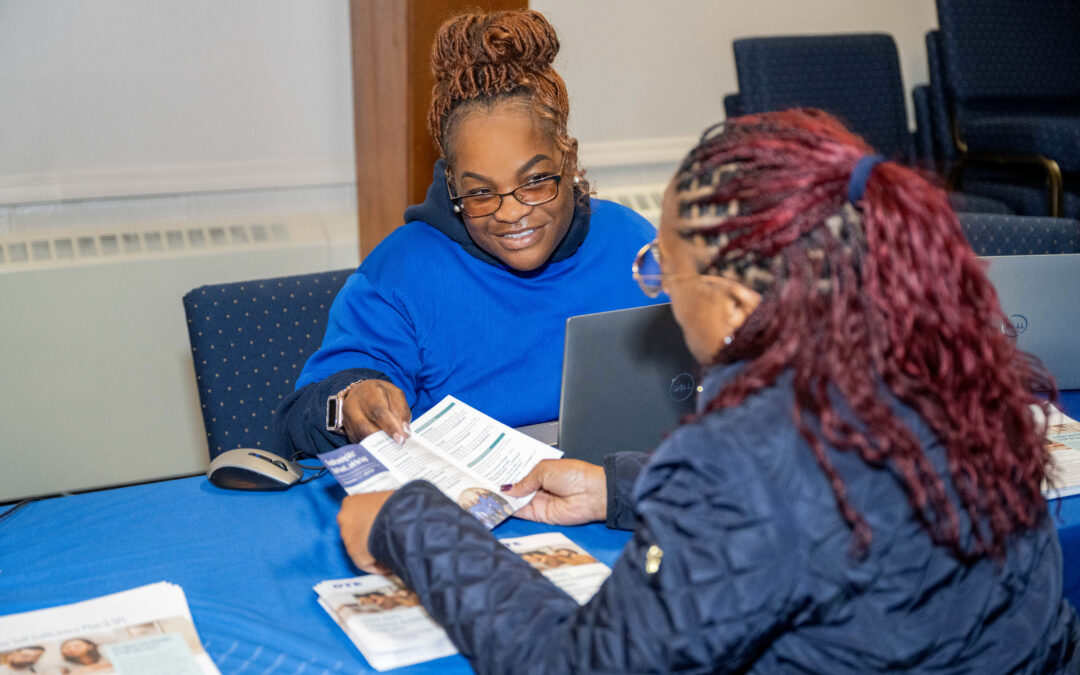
top-left (207, 448), bottom-right (303, 491)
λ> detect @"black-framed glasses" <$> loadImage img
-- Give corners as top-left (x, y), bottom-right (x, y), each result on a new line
top-left (446, 172), bottom-right (563, 218)
top-left (631, 239), bottom-right (713, 298)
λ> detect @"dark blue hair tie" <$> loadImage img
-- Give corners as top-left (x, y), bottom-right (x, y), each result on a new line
top-left (847, 154), bottom-right (886, 204)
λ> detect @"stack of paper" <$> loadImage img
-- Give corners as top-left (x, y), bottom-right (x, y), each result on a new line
top-left (315, 532), bottom-right (610, 671)
top-left (0, 582), bottom-right (219, 675)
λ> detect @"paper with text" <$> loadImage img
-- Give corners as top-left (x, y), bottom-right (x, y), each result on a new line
top-left (318, 396), bottom-right (562, 527)
top-left (1039, 404), bottom-right (1080, 499)
top-left (0, 582), bottom-right (219, 675)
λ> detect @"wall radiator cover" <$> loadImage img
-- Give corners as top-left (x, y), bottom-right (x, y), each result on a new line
top-left (596, 184), bottom-right (665, 227)
top-left (0, 216), bottom-right (357, 502)
top-left (0, 183), bottom-right (660, 502)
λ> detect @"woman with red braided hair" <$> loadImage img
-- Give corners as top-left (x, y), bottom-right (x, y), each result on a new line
top-left (277, 10), bottom-right (661, 456)
top-left (339, 110), bottom-right (1078, 673)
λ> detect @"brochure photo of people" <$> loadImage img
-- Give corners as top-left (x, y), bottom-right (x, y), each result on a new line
top-left (456, 487), bottom-right (515, 529)
top-left (0, 618), bottom-right (208, 675)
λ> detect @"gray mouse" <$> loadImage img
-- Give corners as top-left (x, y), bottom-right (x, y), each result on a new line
top-left (207, 448), bottom-right (303, 491)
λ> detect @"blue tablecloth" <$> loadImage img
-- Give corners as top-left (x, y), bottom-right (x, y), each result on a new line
top-left (0, 474), bottom-right (630, 674)
top-left (1, 471), bottom-right (1077, 673)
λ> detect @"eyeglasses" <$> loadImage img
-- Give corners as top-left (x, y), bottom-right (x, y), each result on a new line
top-left (446, 171), bottom-right (563, 218)
top-left (631, 239), bottom-right (712, 298)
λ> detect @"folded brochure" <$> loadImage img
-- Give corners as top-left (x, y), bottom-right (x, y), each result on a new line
top-left (0, 582), bottom-right (219, 675)
top-left (317, 395), bottom-right (562, 527)
top-left (315, 532), bottom-right (609, 671)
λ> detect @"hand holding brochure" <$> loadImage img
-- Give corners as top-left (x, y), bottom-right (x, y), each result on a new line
top-left (0, 582), bottom-right (219, 675)
top-left (318, 396), bottom-right (562, 527)
top-left (315, 533), bottom-right (609, 671)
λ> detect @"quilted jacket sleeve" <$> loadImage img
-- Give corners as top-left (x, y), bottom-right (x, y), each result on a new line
top-left (603, 451), bottom-right (649, 530)
top-left (368, 427), bottom-right (802, 674)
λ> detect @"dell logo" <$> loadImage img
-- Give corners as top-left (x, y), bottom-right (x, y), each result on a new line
top-left (669, 373), bottom-right (696, 402)
top-left (1002, 314), bottom-right (1028, 338)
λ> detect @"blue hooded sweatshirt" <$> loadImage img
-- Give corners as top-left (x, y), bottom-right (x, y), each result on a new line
top-left (275, 160), bottom-right (661, 457)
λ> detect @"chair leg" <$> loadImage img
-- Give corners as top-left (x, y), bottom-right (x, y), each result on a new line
top-left (955, 153), bottom-right (1065, 218)
top-left (1041, 158), bottom-right (1064, 218)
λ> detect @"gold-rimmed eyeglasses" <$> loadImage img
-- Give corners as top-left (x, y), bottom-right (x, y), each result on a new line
top-left (446, 170), bottom-right (563, 218)
top-left (632, 239), bottom-right (712, 298)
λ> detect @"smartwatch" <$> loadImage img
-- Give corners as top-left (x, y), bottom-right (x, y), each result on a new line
top-left (326, 380), bottom-right (363, 434)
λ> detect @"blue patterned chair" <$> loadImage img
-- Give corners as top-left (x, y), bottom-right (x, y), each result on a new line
top-left (182, 268), bottom-right (353, 459)
top-left (912, 84), bottom-right (935, 169)
top-left (731, 33), bottom-right (1010, 215)
top-left (936, 0), bottom-right (1080, 217)
top-left (723, 92), bottom-right (744, 120)
top-left (957, 214), bottom-right (1080, 256)
top-left (924, 29), bottom-right (1080, 219)
top-left (733, 34), bottom-right (915, 161)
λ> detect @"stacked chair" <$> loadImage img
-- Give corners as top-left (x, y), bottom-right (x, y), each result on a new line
top-left (934, 0), bottom-right (1080, 218)
top-left (732, 34), bottom-right (915, 161)
top-left (918, 30), bottom-right (1063, 217)
top-left (727, 33), bottom-right (1012, 215)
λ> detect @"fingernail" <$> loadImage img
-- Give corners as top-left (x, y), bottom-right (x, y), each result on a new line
top-left (500, 483), bottom-right (513, 492)
top-left (403, 422), bottom-right (412, 436)
top-left (393, 433), bottom-right (405, 445)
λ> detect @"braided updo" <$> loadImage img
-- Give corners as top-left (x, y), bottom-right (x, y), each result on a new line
top-left (428, 9), bottom-right (583, 192)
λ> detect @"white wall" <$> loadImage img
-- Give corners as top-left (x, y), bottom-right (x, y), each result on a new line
top-left (0, 0), bottom-right (355, 206)
top-left (0, 0), bottom-right (940, 221)
top-left (535, 0), bottom-right (939, 146)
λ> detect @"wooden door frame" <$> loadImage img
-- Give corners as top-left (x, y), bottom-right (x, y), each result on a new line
top-left (349, 0), bottom-right (526, 258)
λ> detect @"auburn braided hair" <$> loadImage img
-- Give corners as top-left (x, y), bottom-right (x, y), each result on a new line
top-left (428, 9), bottom-right (584, 194)
top-left (678, 109), bottom-right (1055, 560)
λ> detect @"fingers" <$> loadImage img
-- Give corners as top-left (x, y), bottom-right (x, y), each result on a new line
top-left (504, 459), bottom-right (555, 498)
top-left (512, 502), bottom-right (538, 522)
top-left (343, 380), bottom-right (413, 444)
top-left (338, 491), bottom-right (395, 573)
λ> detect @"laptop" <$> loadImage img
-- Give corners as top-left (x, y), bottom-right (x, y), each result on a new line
top-left (982, 254), bottom-right (1080, 389)
top-left (517, 303), bottom-right (699, 464)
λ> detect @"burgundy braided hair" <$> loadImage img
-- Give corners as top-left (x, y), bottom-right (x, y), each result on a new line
top-left (678, 109), bottom-right (1055, 559)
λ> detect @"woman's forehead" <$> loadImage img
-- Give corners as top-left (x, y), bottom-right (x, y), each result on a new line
top-left (450, 106), bottom-right (558, 177)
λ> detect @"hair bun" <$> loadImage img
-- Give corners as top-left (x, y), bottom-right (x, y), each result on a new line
top-left (432, 9), bottom-right (558, 83)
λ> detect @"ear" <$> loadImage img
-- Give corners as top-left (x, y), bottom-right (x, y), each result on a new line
top-left (726, 282), bottom-right (763, 327)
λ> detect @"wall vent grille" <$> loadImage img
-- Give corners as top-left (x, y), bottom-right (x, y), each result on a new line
top-left (0, 222), bottom-right (291, 266)
top-left (596, 183), bottom-right (666, 227)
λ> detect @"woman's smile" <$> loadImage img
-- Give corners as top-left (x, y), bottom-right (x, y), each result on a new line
top-left (494, 220), bottom-right (544, 249)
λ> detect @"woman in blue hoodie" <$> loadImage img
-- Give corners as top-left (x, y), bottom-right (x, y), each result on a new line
top-left (276, 9), bottom-right (660, 456)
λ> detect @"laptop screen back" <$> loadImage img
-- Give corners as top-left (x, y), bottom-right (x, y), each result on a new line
top-left (982, 254), bottom-right (1080, 389)
top-left (558, 303), bottom-right (699, 465)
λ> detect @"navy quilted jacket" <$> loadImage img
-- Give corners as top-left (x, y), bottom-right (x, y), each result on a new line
top-left (369, 364), bottom-right (1079, 673)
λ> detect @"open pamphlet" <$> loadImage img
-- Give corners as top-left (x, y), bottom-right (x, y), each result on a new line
top-left (0, 582), bottom-right (219, 674)
top-left (315, 532), bottom-right (610, 671)
top-left (317, 395), bottom-right (562, 528)
top-left (1041, 404), bottom-right (1080, 500)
